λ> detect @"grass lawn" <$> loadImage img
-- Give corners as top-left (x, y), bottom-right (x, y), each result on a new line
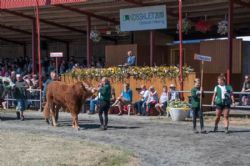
top-left (0, 130), bottom-right (139, 166)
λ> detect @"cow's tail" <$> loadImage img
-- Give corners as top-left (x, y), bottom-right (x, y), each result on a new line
top-left (43, 102), bottom-right (50, 124)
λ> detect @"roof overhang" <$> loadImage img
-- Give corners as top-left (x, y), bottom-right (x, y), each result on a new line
top-left (0, 0), bottom-right (87, 9)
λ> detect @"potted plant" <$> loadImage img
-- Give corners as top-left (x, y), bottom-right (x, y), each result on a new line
top-left (167, 100), bottom-right (191, 121)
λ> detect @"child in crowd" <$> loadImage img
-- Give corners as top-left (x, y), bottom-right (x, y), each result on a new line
top-left (155, 85), bottom-right (168, 116)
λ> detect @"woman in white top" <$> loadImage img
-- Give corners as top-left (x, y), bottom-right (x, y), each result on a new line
top-left (155, 86), bottom-right (169, 116)
top-left (211, 75), bottom-right (235, 134)
top-left (145, 86), bottom-right (158, 115)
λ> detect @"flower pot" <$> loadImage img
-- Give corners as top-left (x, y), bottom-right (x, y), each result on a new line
top-left (169, 108), bottom-right (190, 121)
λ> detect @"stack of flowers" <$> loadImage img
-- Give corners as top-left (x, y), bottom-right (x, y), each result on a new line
top-left (67, 66), bottom-right (194, 82)
top-left (168, 100), bottom-right (190, 109)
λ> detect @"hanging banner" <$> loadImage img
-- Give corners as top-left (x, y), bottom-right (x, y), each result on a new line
top-left (120, 5), bottom-right (167, 32)
top-left (50, 52), bottom-right (63, 58)
top-left (194, 53), bottom-right (212, 62)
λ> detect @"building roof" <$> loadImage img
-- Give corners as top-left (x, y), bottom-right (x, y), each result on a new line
top-left (0, 0), bottom-right (250, 44)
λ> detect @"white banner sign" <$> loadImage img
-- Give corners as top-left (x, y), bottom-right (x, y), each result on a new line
top-left (50, 52), bottom-right (63, 58)
top-left (120, 5), bottom-right (167, 32)
top-left (194, 54), bottom-right (212, 62)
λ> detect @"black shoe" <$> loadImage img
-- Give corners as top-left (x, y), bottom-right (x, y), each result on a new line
top-left (104, 125), bottom-right (108, 130)
top-left (16, 112), bottom-right (20, 120)
top-left (200, 129), bottom-right (207, 134)
top-left (193, 129), bottom-right (199, 134)
top-left (213, 126), bottom-right (218, 132)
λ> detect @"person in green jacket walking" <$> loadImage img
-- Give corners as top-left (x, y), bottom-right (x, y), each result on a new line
top-left (211, 75), bottom-right (235, 134)
top-left (191, 78), bottom-right (206, 134)
top-left (96, 77), bottom-right (111, 130)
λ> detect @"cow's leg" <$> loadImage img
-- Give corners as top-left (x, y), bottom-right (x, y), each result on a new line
top-left (74, 115), bottom-right (80, 130)
top-left (51, 103), bottom-right (57, 127)
top-left (55, 105), bottom-right (60, 123)
top-left (44, 102), bottom-right (50, 125)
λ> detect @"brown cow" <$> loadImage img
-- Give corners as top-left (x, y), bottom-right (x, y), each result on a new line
top-left (44, 81), bottom-right (94, 129)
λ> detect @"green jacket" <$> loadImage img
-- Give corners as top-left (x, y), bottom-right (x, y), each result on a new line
top-left (191, 87), bottom-right (200, 108)
top-left (14, 80), bottom-right (27, 99)
top-left (99, 83), bottom-right (111, 102)
top-left (215, 85), bottom-right (233, 105)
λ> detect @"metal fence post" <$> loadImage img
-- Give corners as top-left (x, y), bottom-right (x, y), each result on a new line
top-left (40, 89), bottom-right (42, 112)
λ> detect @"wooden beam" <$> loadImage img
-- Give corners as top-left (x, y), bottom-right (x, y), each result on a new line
top-left (234, 0), bottom-right (250, 7)
top-left (0, 24), bottom-right (67, 43)
top-left (0, 36), bottom-right (24, 45)
top-left (55, 4), bottom-right (119, 24)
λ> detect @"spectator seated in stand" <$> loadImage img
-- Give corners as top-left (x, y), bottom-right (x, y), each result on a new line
top-left (134, 85), bottom-right (149, 116)
top-left (112, 83), bottom-right (133, 115)
top-left (145, 86), bottom-right (158, 116)
top-left (155, 85), bottom-right (169, 116)
top-left (169, 84), bottom-right (180, 101)
top-left (241, 75), bottom-right (250, 106)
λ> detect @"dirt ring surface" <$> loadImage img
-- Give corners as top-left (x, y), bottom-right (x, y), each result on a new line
top-left (1, 111), bottom-right (250, 166)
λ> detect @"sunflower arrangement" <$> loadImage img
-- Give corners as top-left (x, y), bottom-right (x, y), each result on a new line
top-left (168, 100), bottom-right (190, 109)
top-left (67, 66), bottom-right (193, 82)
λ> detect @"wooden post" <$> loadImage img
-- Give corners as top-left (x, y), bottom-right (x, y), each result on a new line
top-left (150, 30), bottom-right (155, 66)
top-left (227, 0), bottom-right (234, 84)
top-left (178, 0), bottom-right (184, 95)
top-left (35, 0), bottom-right (42, 89)
top-left (32, 20), bottom-right (37, 75)
top-left (200, 61), bottom-right (204, 111)
top-left (86, 16), bottom-right (93, 67)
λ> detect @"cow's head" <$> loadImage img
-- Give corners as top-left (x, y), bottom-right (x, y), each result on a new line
top-left (75, 81), bottom-right (95, 101)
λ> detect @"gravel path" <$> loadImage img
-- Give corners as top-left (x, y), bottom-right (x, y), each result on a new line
top-left (1, 111), bottom-right (250, 166)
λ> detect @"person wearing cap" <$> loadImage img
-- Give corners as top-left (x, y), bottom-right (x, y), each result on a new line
top-left (13, 74), bottom-right (29, 120)
top-left (169, 84), bottom-right (180, 101)
top-left (191, 78), bottom-right (206, 134)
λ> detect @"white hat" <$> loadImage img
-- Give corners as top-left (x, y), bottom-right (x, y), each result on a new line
top-left (170, 84), bottom-right (175, 88)
top-left (16, 74), bottom-right (21, 78)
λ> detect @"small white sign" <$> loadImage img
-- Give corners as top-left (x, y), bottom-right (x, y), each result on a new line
top-left (194, 54), bottom-right (212, 62)
top-left (120, 5), bottom-right (167, 32)
top-left (50, 52), bottom-right (63, 58)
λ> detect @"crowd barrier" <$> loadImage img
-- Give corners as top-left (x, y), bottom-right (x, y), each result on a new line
top-left (2, 89), bottom-right (250, 112)
top-left (4, 89), bottom-right (42, 111)
top-left (177, 90), bottom-right (250, 109)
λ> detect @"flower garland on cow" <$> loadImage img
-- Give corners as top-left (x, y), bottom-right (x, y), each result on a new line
top-left (68, 66), bottom-right (193, 83)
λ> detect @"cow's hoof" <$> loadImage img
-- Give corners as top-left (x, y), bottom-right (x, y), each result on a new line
top-left (45, 119), bottom-right (50, 125)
